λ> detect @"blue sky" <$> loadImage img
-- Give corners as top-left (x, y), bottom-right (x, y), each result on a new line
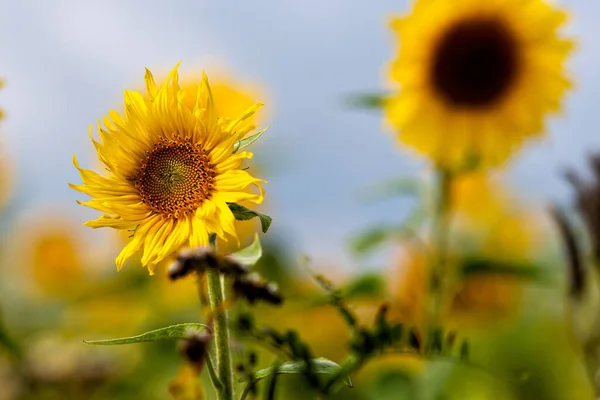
top-left (0, 0), bottom-right (598, 269)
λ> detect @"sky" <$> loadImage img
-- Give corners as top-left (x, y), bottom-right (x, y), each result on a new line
top-left (0, 0), bottom-right (599, 270)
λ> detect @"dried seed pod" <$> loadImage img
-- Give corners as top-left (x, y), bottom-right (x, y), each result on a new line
top-left (178, 331), bottom-right (212, 371)
top-left (169, 247), bottom-right (219, 281)
top-left (232, 272), bottom-right (283, 305)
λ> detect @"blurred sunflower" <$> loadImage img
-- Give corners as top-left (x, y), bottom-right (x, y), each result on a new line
top-left (391, 174), bottom-right (543, 330)
top-left (0, 80), bottom-right (13, 211)
top-left (21, 220), bottom-right (85, 300)
top-left (385, 0), bottom-right (573, 168)
top-left (0, 153), bottom-right (13, 211)
top-left (71, 64), bottom-right (267, 274)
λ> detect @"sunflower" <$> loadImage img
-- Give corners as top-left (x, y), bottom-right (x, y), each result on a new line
top-left (71, 64), bottom-right (266, 274)
top-left (29, 227), bottom-right (84, 298)
top-left (109, 71), bottom-right (266, 255)
top-left (385, 0), bottom-right (573, 168)
top-left (390, 176), bottom-right (543, 331)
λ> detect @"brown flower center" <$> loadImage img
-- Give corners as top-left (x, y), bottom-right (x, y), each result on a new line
top-left (430, 18), bottom-right (519, 107)
top-left (135, 139), bottom-right (215, 218)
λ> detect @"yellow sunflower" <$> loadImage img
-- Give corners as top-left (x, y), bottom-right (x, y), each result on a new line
top-left (385, 0), bottom-right (573, 168)
top-left (29, 228), bottom-right (84, 298)
top-left (108, 71), bottom-right (266, 255)
top-left (390, 174), bottom-right (542, 330)
top-left (183, 73), bottom-right (266, 254)
top-left (71, 64), bottom-right (267, 274)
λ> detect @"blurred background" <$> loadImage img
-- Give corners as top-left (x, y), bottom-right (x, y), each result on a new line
top-left (0, 0), bottom-right (599, 399)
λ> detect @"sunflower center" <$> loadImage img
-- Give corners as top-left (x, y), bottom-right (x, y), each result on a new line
top-left (135, 140), bottom-right (215, 218)
top-left (431, 18), bottom-right (518, 107)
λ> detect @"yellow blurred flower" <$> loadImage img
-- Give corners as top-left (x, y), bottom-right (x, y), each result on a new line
top-left (153, 268), bottom-right (199, 312)
top-left (180, 74), bottom-right (264, 127)
top-left (62, 294), bottom-right (150, 336)
top-left (71, 64), bottom-right (267, 274)
top-left (384, 0), bottom-right (573, 168)
top-left (449, 171), bottom-right (506, 222)
top-left (169, 365), bottom-right (204, 400)
top-left (0, 153), bottom-right (14, 211)
top-left (391, 174), bottom-right (542, 330)
top-left (21, 221), bottom-right (86, 299)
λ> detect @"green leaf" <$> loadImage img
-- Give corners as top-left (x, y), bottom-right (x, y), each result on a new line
top-left (460, 258), bottom-right (545, 281)
top-left (345, 92), bottom-right (388, 109)
top-left (360, 177), bottom-right (420, 203)
top-left (350, 226), bottom-right (411, 255)
top-left (350, 206), bottom-right (425, 256)
top-left (228, 203), bottom-right (272, 233)
top-left (228, 234), bottom-right (263, 267)
top-left (241, 358), bottom-right (352, 387)
top-left (84, 323), bottom-right (209, 345)
top-left (460, 340), bottom-right (470, 361)
top-left (0, 329), bottom-right (20, 357)
top-left (233, 126), bottom-right (269, 154)
top-left (340, 273), bottom-right (385, 299)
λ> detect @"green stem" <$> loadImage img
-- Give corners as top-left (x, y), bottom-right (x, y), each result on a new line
top-left (426, 169), bottom-right (452, 354)
top-left (323, 354), bottom-right (360, 394)
top-left (206, 352), bottom-right (223, 392)
top-left (240, 384), bottom-right (253, 400)
top-left (207, 266), bottom-right (234, 400)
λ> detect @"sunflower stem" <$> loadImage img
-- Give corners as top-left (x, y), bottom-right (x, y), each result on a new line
top-left (206, 238), bottom-right (234, 400)
top-left (426, 169), bottom-right (452, 354)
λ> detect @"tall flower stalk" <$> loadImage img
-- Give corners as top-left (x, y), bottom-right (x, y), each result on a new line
top-left (207, 238), bottom-right (234, 400)
top-left (425, 169), bottom-right (453, 353)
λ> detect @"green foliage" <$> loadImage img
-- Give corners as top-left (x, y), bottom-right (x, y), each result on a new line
top-left (350, 225), bottom-right (412, 255)
top-left (245, 358), bottom-right (351, 386)
top-left (84, 323), bottom-right (209, 346)
top-left (229, 234), bottom-right (263, 267)
top-left (0, 328), bottom-right (20, 358)
top-left (340, 273), bottom-right (386, 299)
top-left (233, 126), bottom-right (270, 154)
top-left (345, 92), bottom-right (388, 109)
top-left (360, 177), bottom-right (421, 203)
top-left (460, 258), bottom-right (546, 281)
top-left (350, 205), bottom-right (425, 256)
top-left (228, 203), bottom-right (273, 233)
top-left (367, 370), bottom-right (418, 400)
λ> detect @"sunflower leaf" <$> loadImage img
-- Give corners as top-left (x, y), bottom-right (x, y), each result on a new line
top-left (228, 203), bottom-right (272, 233)
top-left (460, 258), bottom-right (546, 281)
top-left (228, 234), bottom-right (263, 267)
top-left (345, 92), bottom-right (389, 109)
top-left (239, 358), bottom-right (352, 387)
top-left (340, 273), bottom-right (385, 299)
top-left (350, 225), bottom-right (413, 255)
top-left (360, 177), bottom-right (421, 203)
top-left (350, 206), bottom-right (424, 255)
top-left (84, 323), bottom-right (209, 345)
top-left (232, 126), bottom-right (269, 154)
